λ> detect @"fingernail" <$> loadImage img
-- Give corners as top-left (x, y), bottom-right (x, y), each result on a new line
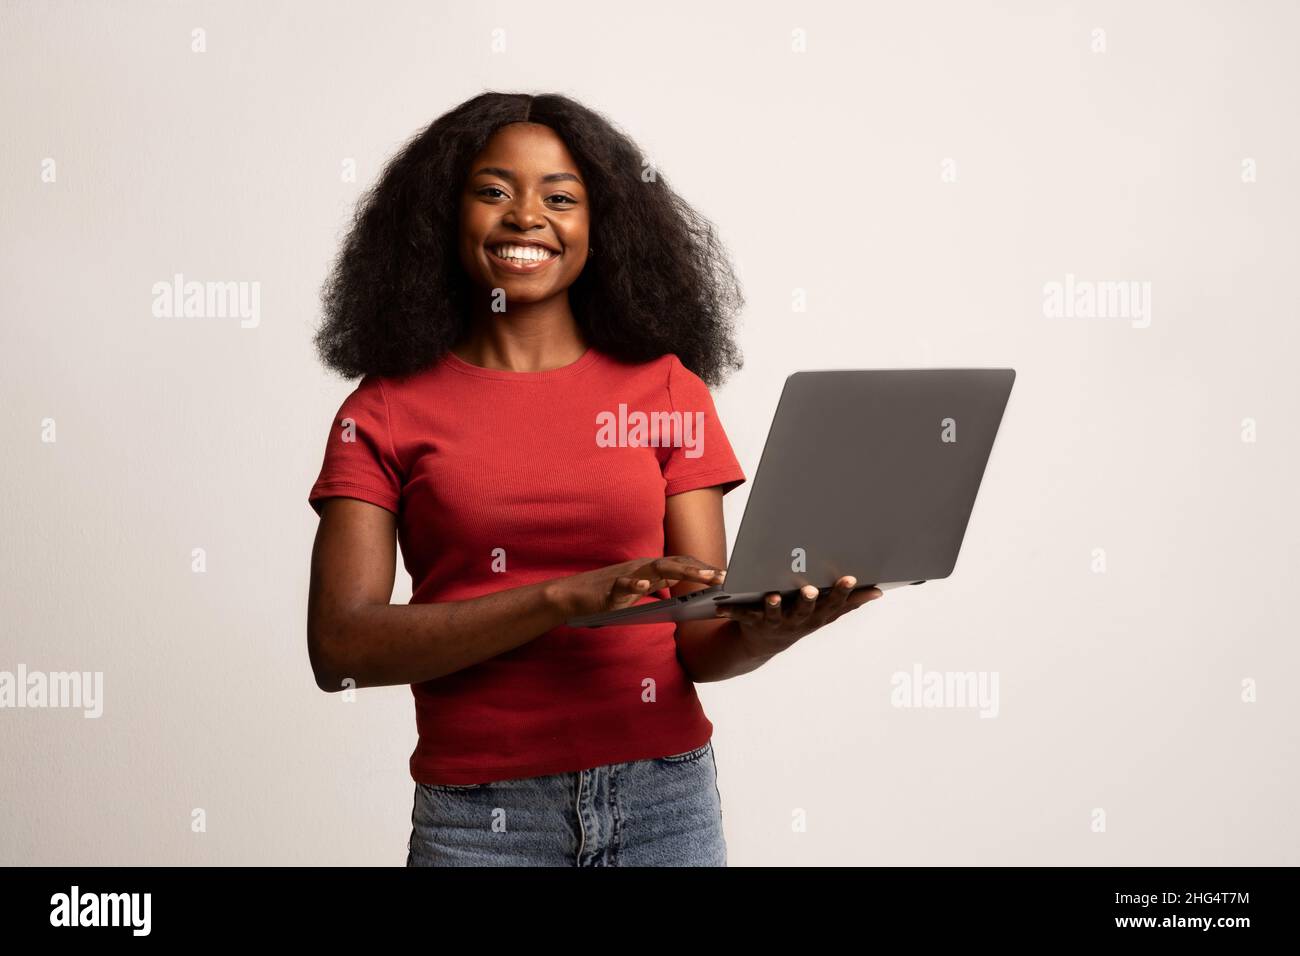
top-left (801, 585), bottom-right (818, 599)
top-left (844, 576), bottom-right (857, 589)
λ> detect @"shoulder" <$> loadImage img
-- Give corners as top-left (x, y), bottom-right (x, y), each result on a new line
top-left (594, 349), bottom-right (707, 394)
top-left (323, 375), bottom-right (394, 427)
top-left (662, 353), bottom-right (715, 407)
top-left (359, 358), bottom-right (450, 408)
top-left (590, 351), bottom-right (720, 415)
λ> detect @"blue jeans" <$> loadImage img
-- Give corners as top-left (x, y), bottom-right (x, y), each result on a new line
top-left (406, 740), bottom-right (726, 866)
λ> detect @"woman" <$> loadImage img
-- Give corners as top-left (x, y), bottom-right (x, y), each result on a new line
top-left (306, 92), bottom-right (884, 867)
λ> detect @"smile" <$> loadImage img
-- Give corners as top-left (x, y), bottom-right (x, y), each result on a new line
top-left (488, 244), bottom-right (561, 273)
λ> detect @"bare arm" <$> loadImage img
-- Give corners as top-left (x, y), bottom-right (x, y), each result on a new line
top-left (306, 498), bottom-right (574, 691)
top-left (667, 488), bottom-right (884, 681)
top-left (666, 488), bottom-right (776, 682)
top-left (307, 497), bottom-right (723, 692)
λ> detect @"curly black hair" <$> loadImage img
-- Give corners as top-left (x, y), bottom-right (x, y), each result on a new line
top-left (313, 91), bottom-right (744, 388)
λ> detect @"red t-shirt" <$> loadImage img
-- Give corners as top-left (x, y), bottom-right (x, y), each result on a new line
top-left (307, 345), bottom-right (747, 785)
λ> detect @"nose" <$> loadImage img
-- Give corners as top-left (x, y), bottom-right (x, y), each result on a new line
top-left (502, 190), bottom-right (548, 230)
top-left (503, 212), bottom-right (546, 233)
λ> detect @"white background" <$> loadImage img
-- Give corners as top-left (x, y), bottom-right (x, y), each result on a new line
top-left (2, 0), bottom-right (1296, 865)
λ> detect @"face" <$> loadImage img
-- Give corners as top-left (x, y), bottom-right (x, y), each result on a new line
top-left (458, 122), bottom-right (591, 303)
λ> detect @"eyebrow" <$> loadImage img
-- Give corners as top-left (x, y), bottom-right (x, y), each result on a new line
top-left (471, 166), bottom-right (583, 185)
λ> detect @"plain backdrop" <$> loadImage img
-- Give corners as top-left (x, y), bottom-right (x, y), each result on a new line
top-left (2, 0), bottom-right (1297, 866)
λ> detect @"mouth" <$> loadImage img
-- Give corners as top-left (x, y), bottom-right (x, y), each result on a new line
top-left (487, 243), bottom-right (561, 274)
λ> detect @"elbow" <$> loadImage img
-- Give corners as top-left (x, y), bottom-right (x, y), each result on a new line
top-left (313, 667), bottom-right (343, 694)
top-left (308, 622), bottom-right (349, 693)
top-left (310, 653), bottom-right (341, 694)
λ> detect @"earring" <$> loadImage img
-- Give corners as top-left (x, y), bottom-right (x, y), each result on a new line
top-left (588, 247), bottom-right (595, 257)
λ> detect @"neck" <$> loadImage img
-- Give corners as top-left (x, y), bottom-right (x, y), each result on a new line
top-left (454, 297), bottom-right (587, 372)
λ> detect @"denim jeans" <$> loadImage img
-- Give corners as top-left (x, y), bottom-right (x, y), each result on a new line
top-left (406, 740), bottom-right (726, 866)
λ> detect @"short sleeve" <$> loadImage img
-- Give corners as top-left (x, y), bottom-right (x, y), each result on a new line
top-left (661, 354), bottom-right (747, 497)
top-left (307, 376), bottom-right (403, 516)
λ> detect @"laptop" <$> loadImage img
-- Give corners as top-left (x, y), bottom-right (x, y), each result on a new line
top-left (566, 367), bottom-right (1016, 627)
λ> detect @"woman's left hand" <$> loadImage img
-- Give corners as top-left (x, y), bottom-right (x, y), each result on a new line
top-left (714, 576), bottom-right (883, 659)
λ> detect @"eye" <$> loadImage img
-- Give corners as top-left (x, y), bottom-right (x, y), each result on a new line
top-left (476, 186), bottom-right (577, 205)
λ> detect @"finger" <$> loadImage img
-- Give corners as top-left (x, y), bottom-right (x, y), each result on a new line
top-left (763, 592), bottom-right (783, 627)
top-left (790, 585), bottom-right (818, 626)
top-left (610, 576), bottom-right (656, 607)
top-left (656, 556), bottom-right (727, 587)
top-left (843, 586), bottom-right (884, 610)
top-left (623, 568), bottom-right (678, 592)
top-left (815, 575), bottom-right (857, 623)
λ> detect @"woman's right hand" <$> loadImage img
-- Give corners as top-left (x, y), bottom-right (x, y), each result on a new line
top-left (546, 556), bottom-right (726, 619)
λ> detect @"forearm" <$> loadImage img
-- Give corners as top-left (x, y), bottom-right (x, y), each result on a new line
top-left (312, 578), bottom-right (570, 691)
top-left (673, 616), bottom-right (777, 682)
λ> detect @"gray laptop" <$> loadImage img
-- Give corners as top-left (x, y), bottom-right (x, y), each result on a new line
top-left (567, 367), bottom-right (1016, 627)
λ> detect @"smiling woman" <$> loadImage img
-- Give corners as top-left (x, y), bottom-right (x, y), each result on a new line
top-left (313, 91), bottom-right (743, 385)
top-left (306, 92), bottom-right (882, 868)
top-left (460, 127), bottom-right (588, 291)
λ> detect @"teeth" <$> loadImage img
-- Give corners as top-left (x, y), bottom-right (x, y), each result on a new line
top-left (492, 244), bottom-right (556, 262)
